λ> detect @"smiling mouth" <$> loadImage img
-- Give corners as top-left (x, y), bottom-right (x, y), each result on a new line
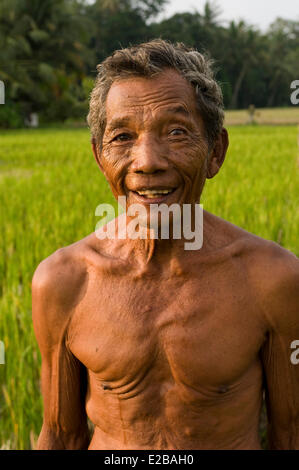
top-left (132, 188), bottom-right (177, 199)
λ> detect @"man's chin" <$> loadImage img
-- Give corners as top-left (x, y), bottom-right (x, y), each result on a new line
top-left (125, 210), bottom-right (183, 241)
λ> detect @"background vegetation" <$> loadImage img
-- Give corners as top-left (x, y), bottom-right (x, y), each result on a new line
top-left (0, 0), bottom-right (299, 127)
top-left (0, 124), bottom-right (298, 449)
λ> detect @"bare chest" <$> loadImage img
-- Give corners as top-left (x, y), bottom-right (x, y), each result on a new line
top-left (68, 266), bottom-right (267, 392)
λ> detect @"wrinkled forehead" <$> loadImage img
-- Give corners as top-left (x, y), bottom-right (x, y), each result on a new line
top-left (104, 69), bottom-right (200, 124)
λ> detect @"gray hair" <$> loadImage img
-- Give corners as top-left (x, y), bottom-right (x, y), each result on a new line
top-left (87, 39), bottom-right (224, 148)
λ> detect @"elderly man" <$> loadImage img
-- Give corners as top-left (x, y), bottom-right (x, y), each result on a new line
top-left (32, 40), bottom-right (299, 450)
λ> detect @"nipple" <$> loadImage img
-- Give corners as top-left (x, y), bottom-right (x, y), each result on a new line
top-left (102, 383), bottom-right (112, 391)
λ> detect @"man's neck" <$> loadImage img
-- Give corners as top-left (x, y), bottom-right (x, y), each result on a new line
top-left (111, 210), bottom-right (213, 268)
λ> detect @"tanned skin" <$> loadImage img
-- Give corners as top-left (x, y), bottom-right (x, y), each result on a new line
top-left (32, 70), bottom-right (299, 450)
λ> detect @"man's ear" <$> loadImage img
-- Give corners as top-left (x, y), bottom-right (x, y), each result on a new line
top-left (91, 138), bottom-right (105, 174)
top-left (206, 128), bottom-right (229, 179)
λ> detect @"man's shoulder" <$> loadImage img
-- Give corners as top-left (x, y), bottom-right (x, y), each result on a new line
top-left (206, 212), bottom-right (299, 324)
top-left (221, 217), bottom-right (299, 329)
top-left (247, 237), bottom-right (299, 329)
top-left (31, 233), bottom-right (113, 348)
top-left (206, 212), bottom-right (298, 266)
top-left (32, 236), bottom-right (95, 318)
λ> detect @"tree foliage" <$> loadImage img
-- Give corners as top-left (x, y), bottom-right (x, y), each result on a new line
top-left (0, 0), bottom-right (298, 127)
top-left (0, 0), bottom-right (93, 123)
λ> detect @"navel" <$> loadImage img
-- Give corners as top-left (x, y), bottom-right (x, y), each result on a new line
top-left (217, 385), bottom-right (229, 394)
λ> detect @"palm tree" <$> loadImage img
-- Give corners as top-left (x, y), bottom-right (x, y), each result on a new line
top-left (0, 0), bottom-right (93, 121)
top-left (223, 21), bottom-right (261, 109)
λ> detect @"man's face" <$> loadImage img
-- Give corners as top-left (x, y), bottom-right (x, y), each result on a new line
top-left (93, 69), bottom-right (225, 225)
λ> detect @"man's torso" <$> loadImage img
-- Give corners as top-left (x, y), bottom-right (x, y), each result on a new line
top-left (64, 217), bottom-right (272, 449)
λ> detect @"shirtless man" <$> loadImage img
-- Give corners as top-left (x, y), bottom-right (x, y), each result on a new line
top-left (32, 40), bottom-right (299, 450)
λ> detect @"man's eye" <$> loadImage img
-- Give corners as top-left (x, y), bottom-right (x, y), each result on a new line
top-left (169, 128), bottom-right (186, 136)
top-left (113, 133), bottom-right (132, 142)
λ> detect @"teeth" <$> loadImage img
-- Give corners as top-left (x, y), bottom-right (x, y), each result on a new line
top-left (136, 189), bottom-right (173, 197)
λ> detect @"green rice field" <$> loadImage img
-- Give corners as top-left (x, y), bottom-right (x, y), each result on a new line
top-left (0, 124), bottom-right (298, 449)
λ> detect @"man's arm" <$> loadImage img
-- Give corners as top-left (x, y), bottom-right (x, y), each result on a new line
top-left (32, 249), bottom-right (90, 450)
top-left (258, 245), bottom-right (299, 449)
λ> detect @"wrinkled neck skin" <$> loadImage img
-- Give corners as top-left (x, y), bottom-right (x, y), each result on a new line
top-left (109, 202), bottom-right (211, 269)
top-left (112, 179), bottom-right (208, 267)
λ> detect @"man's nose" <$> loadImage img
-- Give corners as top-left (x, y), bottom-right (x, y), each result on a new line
top-left (130, 134), bottom-right (169, 174)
